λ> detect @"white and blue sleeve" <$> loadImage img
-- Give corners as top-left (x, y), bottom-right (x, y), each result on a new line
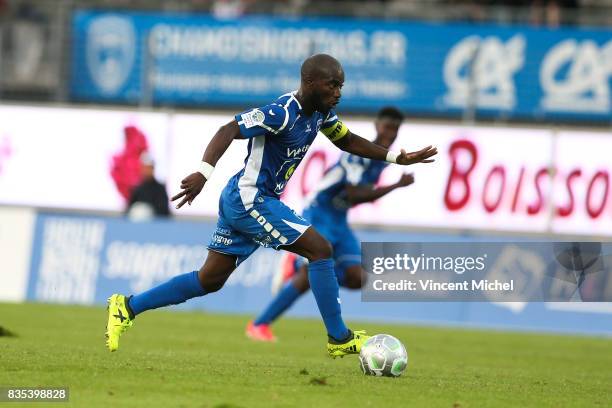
top-left (235, 103), bottom-right (289, 139)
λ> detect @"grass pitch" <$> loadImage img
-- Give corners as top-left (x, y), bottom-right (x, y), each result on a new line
top-left (0, 303), bottom-right (610, 408)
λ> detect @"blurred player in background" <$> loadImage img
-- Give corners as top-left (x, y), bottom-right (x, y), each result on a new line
top-left (247, 107), bottom-right (414, 342)
top-left (105, 54), bottom-right (437, 358)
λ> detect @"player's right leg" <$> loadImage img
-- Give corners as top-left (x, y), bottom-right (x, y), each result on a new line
top-left (219, 194), bottom-right (367, 356)
top-left (105, 250), bottom-right (237, 352)
top-left (283, 228), bottom-right (370, 358)
top-left (250, 223), bottom-right (366, 345)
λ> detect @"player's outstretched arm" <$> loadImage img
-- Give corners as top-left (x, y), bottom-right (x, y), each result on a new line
top-left (333, 131), bottom-right (437, 165)
top-left (346, 173), bottom-right (414, 205)
top-left (172, 120), bottom-right (241, 209)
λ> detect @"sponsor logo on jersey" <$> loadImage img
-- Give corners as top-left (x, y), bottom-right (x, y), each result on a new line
top-left (287, 144), bottom-right (310, 158)
top-left (284, 163), bottom-right (297, 180)
top-left (212, 233), bottom-right (233, 246)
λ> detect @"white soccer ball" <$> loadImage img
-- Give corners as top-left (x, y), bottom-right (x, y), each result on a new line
top-left (359, 334), bottom-right (408, 377)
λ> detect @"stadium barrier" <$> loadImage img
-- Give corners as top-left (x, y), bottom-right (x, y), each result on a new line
top-left (1, 207), bottom-right (611, 336)
top-left (0, 207), bottom-right (35, 302)
top-left (1, 104), bottom-right (611, 236)
top-left (70, 11), bottom-right (612, 123)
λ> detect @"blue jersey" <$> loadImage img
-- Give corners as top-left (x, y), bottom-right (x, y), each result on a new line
top-left (227, 92), bottom-right (348, 210)
top-left (208, 92), bottom-right (349, 264)
top-left (304, 153), bottom-right (388, 219)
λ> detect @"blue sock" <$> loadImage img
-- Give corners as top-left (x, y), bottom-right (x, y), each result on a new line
top-left (308, 258), bottom-right (349, 341)
top-left (254, 282), bottom-right (301, 325)
top-left (128, 271), bottom-right (207, 316)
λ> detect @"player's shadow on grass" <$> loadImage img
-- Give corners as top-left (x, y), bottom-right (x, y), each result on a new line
top-left (0, 326), bottom-right (17, 337)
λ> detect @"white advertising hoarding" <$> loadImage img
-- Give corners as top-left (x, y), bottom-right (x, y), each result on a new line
top-left (284, 123), bottom-right (611, 236)
top-left (551, 132), bottom-right (612, 236)
top-left (1, 105), bottom-right (610, 236)
top-left (166, 114), bottom-right (248, 216)
top-left (0, 105), bottom-right (169, 211)
top-left (281, 123), bottom-right (555, 233)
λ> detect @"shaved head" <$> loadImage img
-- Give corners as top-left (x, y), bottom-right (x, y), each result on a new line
top-left (297, 54), bottom-right (344, 114)
top-left (300, 54), bottom-right (343, 82)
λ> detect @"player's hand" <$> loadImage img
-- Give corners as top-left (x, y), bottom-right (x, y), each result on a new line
top-left (396, 146), bottom-right (437, 165)
top-left (171, 172), bottom-right (206, 209)
top-left (396, 173), bottom-right (415, 187)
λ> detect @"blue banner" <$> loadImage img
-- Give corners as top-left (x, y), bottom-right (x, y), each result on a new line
top-left (70, 11), bottom-right (611, 122)
top-left (26, 212), bottom-right (612, 336)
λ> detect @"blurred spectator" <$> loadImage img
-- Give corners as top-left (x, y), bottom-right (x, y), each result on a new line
top-left (111, 125), bottom-right (149, 201)
top-left (529, 0), bottom-right (578, 27)
top-left (0, 0), bottom-right (61, 95)
top-left (8, 2), bottom-right (46, 84)
top-left (212, 0), bottom-right (247, 18)
top-left (126, 153), bottom-right (170, 221)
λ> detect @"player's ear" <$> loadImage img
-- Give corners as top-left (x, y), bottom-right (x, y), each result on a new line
top-left (303, 74), bottom-right (316, 87)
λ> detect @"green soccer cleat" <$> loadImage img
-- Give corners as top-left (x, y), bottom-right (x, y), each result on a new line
top-left (327, 330), bottom-right (370, 358)
top-left (105, 294), bottom-right (134, 352)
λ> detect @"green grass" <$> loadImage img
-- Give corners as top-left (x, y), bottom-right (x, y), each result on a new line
top-left (0, 303), bottom-right (611, 408)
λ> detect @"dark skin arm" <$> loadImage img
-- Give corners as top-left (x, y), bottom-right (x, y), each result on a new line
top-left (333, 131), bottom-right (437, 165)
top-left (346, 173), bottom-right (414, 206)
top-left (171, 120), bottom-right (242, 209)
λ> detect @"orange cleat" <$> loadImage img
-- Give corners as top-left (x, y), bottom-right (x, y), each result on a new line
top-left (245, 320), bottom-right (278, 342)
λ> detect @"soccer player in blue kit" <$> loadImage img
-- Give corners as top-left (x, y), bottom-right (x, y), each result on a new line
top-left (105, 54), bottom-right (437, 357)
top-left (247, 107), bottom-right (414, 342)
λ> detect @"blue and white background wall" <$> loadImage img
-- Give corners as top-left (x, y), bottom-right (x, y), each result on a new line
top-left (70, 11), bottom-right (612, 123)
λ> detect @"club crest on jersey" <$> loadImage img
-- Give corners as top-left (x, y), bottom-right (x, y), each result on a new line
top-left (240, 109), bottom-right (265, 128)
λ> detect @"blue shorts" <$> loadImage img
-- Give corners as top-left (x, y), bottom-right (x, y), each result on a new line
top-left (208, 188), bottom-right (310, 266)
top-left (302, 205), bottom-right (361, 280)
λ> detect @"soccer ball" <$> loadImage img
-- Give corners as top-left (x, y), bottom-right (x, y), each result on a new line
top-left (359, 334), bottom-right (408, 377)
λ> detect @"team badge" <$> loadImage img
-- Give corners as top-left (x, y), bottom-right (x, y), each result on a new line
top-left (240, 109), bottom-right (266, 128)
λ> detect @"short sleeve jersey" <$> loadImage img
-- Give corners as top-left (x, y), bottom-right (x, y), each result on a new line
top-left (228, 91), bottom-right (349, 209)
